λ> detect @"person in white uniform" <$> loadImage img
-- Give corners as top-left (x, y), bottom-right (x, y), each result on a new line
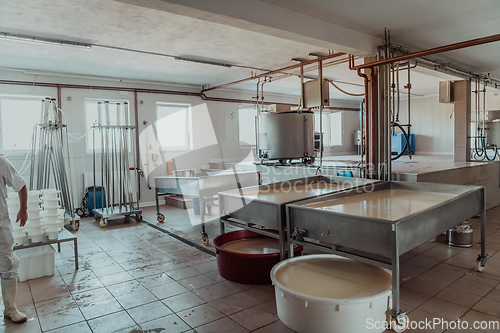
top-left (0, 156), bottom-right (27, 324)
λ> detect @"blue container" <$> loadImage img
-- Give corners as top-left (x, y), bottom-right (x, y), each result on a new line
top-left (391, 133), bottom-right (415, 155)
top-left (88, 188), bottom-right (106, 216)
top-left (337, 170), bottom-right (353, 177)
top-left (192, 197), bottom-right (206, 216)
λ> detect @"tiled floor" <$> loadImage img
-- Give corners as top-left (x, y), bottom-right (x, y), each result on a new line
top-left (2, 203), bottom-right (500, 333)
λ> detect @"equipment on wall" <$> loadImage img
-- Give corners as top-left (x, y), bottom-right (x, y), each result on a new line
top-left (91, 101), bottom-right (142, 227)
top-left (28, 97), bottom-right (79, 230)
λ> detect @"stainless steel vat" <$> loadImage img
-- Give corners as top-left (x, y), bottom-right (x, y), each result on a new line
top-left (286, 181), bottom-right (487, 322)
top-left (219, 175), bottom-right (379, 259)
top-left (257, 111), bottom-right (314, 161)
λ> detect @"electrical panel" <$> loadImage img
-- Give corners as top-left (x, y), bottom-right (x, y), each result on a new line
top-left (304, 79), bottom-right (330, 108)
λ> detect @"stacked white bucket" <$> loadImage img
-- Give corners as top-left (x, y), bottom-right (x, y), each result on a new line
top-left (8, 189), bottom-right (64, 246)
top-left (27, 190), bottom-right (44, 243)
top-left (7, 192), bottom-right (27, 246)
top-left (41, 189), bottom-right (64, 240)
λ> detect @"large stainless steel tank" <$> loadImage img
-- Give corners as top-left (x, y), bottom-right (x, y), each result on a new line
top-left (257, 111), bottom-right (314, 162)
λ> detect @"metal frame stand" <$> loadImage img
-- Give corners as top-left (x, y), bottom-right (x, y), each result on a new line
top-left (29, 97), bottom-right (78, 230)
top-left (92, 101), bottom-right (141, 227)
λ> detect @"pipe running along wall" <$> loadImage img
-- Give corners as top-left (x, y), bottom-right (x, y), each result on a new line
top-left (350, 33), bottom-right (500, 179)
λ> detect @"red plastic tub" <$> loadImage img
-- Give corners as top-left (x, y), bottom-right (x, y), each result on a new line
top-left (213, 230), bottom-right (302, 285)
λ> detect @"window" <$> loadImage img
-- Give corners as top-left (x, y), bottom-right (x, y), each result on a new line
top-left (238, 106), bottom-right (257, 147)
top-left (329, 112), bottom-right (343, 146)
top-left (86, 99), bottom-right (130, 151)
top-left (156, 103), bottom-right (192, 151)
top-left (314, 111), bottom-right (343, 147)
top-left (0, 97), bottom-right (43, 151)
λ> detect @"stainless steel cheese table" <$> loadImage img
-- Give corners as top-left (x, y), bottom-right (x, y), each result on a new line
top-left (219, 176), bottom-right (379, 259)
top-left (285, 181), bottom-right (487, 327)
top-left (155, 170), bottom-right (261, 245)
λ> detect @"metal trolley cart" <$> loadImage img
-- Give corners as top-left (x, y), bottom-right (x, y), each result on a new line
top-left (219, 176), bottom-right (380, 259)
top-left (285, 181), bottom-right (487, 330)
top-left (29, 97), bottom-right (79, 230)
top-left (154, 170), bottom-right (261, 245)
top-left (92, 101), bottom-right (141, 227)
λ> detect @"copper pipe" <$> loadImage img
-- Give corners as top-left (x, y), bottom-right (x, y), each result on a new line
top-left (351, 33), bottom-right (500, 70)
top-left (356, 65), bottom-right (369, 177)
top-left (0, 79), bottom-right (306, 106)
top-left (370, 69), bottom-right (378, 179)
top-left (202, 52), bottom-right (345, 93)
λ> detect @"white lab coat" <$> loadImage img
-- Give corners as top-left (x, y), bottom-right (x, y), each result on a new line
top-left (0, 157), bottom-right (26, 279)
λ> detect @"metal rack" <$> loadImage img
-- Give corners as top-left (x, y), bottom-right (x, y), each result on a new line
top-left (29, 97), bottom-right (79, 230)
top-left (92, 101), bottom-right (141, 227)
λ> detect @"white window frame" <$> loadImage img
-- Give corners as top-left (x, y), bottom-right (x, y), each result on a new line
top-left (85, 98), bottom-right (130, 153)
top-left (238, 105), bottom-right (257, 148)
top-left (314, 111), bottom-right (343, 147)
top-left (156, 102), bottom-right (192, 151)
top-left (0, 95), bottom-right (45, 153)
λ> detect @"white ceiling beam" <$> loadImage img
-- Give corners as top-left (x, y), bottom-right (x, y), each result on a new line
top-left (116, 0), bottom-right (382, 56)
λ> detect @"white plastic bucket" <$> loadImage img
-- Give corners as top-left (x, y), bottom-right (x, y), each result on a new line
top-left (28, 230), bottom-right (44, 243)
top-left (13, 230), bottom-right (26, 246)
top-left (27, 217), bottom-right (43, 227)
top-left (43, 220), bottom-right (60, 229)
top-left (44, 208), bottom-right (59, 216)
top-left (270, 254), bottom-right (392, 333)
top-left (42, 200), bottom-right (60, 209)
top-left (27, 190), bottom-right (42, 201)
top-left (7, 202), bottom-right (20, 211)
top-left (41, 189), bottom-right (59, 200)
top-left (45, 228), bottom-right (60, 240)
top-left (27, 209), bottom-right (42, 219)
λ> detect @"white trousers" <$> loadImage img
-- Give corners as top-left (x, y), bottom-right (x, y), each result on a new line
top-left (0, 218), bottom-right (19, 279)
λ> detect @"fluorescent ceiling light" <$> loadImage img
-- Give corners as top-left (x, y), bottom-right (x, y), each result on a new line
top-left (0, 32), bottom-right (91, 49)
top-left (174, 56), bottom-right (232, 68)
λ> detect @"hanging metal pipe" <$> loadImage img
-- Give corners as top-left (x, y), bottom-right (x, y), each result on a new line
top-left (318, 59), bottom-right (324, 170)
top-left (202, 52), bottom-right (345, 93)
top-left (407, 62), bottom-right (412, 159)
top-left (134, 93), bottom-right (141, 200)
top-left (370, 69), bottom-right (378, 179)
top-left (351, 34), bottom-right (500, 70)
top-left (352, 58), bottom-right (370, 177)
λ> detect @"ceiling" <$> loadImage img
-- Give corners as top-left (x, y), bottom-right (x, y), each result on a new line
top-left (0, 0), bottom-right (498, 102)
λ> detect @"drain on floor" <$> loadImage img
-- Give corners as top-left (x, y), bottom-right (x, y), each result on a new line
top-left (142, 221), bottom-right (216, 257)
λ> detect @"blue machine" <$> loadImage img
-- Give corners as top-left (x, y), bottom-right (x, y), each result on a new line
top-left (392, 133), bottom-right (415, 155)
top-left (87, 187), bottom-right (106, 217)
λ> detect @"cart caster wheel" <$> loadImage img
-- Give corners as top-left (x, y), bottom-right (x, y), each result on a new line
top-left (74, 221), bottom-right (80, 231)
top-left (391, 314), bottom-right (409, 333)
top-left (99, 219), bottom-right (108, 228)
top-left (94, 216), bottom-right (100, 221)
top-left (157, 213), bottom-right (165, 223)
top-left (135, 215), bottom-right (143, 222)
top-left (202, 233), bottom-right (209, 246)
top-left (476, 259), bottom-right (487, 272)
